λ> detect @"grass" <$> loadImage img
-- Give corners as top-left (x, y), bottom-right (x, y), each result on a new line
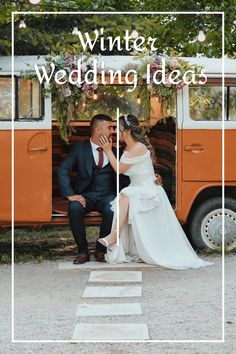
top-left (0, 226), bottom-right (99, 264)
top-left (0, 226), bottom-right (235, 264)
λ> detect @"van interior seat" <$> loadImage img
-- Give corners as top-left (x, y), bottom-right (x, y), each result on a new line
top-left (52, 119), bottom-right (176, 216)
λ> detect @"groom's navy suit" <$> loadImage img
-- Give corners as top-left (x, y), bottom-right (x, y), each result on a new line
top-left (57, 139), bottom-right (127, 254)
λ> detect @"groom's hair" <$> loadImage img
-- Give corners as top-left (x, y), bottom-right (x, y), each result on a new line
top-left (90, 114), bottom-right (113, 133)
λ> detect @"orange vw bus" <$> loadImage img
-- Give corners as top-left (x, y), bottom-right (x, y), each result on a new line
top-left (0, 55), bottom-right (235, 251)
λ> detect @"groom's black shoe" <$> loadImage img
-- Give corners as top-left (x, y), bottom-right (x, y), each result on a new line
top-left (94, 251), bottom-right (105, 262)
top-left (73, 253), bottom-right (90, 264)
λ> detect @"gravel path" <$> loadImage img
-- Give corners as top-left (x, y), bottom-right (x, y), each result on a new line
top-left (0, 254), bottom-right (235, 353)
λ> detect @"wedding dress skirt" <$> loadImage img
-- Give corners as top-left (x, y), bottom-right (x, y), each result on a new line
top-left (105, 151), bottom-right (214, 270)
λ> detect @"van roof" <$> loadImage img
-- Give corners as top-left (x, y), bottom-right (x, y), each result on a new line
top-left (0, 55), bottom-right (235, 76)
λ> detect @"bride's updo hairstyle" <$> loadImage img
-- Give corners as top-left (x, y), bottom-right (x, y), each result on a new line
top-left (119, 114), bottom-right (156, 163)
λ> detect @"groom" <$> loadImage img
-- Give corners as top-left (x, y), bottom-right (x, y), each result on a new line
top-left (57, 114), bottom-right (162, 264)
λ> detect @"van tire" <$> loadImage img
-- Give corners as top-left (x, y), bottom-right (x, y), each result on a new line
top-left (189, 197), bottom-right (236, 251)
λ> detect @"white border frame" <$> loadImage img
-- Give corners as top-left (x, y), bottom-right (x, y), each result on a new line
top-left (11, 10), bottom-right (225, 344)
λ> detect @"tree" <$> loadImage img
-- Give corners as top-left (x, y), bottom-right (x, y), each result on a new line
top-left (0, 0), bottom-right (235, 57)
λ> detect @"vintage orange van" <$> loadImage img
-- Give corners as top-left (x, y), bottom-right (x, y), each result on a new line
top-left (0, 55), bottom-right (235, 251)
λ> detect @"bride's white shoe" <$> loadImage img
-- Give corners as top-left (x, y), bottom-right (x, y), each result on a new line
top-left (98, 229), bottom-right (117, 251)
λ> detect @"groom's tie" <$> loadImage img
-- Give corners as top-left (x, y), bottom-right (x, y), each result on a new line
top-left (97, 147), bottom-right (104, 168)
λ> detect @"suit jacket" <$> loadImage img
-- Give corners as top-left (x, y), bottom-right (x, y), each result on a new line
top-left (57, 139), bottom-right (130, 198)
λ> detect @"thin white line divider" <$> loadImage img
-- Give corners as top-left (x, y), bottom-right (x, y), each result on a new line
top-left (11, 11), bottom-right (225, 343)
top-left (13, 11), bottom-right (224, 15)
top-left (13, 340), bottom-right (225, 343)
top-left (116, 107), bottom-right (120, 246)
top-left (11, 10), bottom-right (15, 343)
top-left (221, 11), bottom-right (225, 343)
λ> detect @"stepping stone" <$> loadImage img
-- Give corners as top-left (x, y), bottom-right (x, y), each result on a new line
top-left (82, 285), bottom-right (142, 298)
top-left (72, 323), bottom-right (149, 340)
top-left (76, 302), bottom-right (142, 316)
top-left (88, 271), bottom-right (142, 283)
top-left (58, 261), bottom-right (159, 270)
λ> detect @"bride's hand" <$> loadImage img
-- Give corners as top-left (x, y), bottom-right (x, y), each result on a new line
top-left (99, 135), bottom-right (113, 152)
top-left (154, 173), bottom-right (163, 186)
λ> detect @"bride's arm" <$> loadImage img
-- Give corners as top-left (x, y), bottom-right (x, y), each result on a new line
top-left (99, 136), bottom-right (132, 174)
top-left (106, 150), bottom-right (133, 174)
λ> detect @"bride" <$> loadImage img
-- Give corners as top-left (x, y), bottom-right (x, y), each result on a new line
top-left (98, 114), bottom-right (214, 270)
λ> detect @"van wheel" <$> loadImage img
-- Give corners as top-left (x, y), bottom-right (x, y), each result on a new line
top-left (189, 197), bottom-right (236, 251)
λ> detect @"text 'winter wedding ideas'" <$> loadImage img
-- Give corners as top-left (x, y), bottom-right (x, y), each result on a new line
top-left (33, 28), bottom-right (208, 92)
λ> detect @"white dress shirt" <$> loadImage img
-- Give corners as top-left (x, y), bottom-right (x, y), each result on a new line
top-left (90, 139), bottom-right (109, 168)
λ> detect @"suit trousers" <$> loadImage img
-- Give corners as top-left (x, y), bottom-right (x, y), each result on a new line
top-left (68, 191), bottom-right (116, 254)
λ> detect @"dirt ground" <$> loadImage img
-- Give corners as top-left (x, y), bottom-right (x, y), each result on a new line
top-left (0, 253), bottom-right (235, 354)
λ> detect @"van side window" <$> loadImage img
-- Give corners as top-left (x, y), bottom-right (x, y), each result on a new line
top-left (189, 86), bottom-right (224, 121)
top-left (0, 77), bottom-right (11, 120)
top-left (229, 87), bottom-right (236, 120)
top-left (17, 78), bottom-right (42, 120)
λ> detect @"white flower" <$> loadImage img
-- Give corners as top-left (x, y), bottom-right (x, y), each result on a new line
top-left (81, 63), bottom-right (87, 73)
top-left (57, 71), bottom-right (66, 80)
top-left (170, 58), bottom-right (179, 69)
top-left (62, 86), bottom-right (71, 97)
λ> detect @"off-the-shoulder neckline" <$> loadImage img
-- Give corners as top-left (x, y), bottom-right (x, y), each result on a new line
top-left (123, 150), bottom-right (150, 159)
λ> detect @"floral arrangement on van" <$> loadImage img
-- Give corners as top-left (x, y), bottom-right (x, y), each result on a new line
top-left (133, 52), bottom-right (205, 118)
top-left (23, 52), bottom-right (205, 142)
top-left (44, 53), bottom-right (97, 141)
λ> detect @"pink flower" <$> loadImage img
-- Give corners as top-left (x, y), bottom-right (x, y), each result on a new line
top-left (176, 81), bottom-right (185, 89)
top-left (151, 64), bottom-right (159, 72)
top-left (71, 70), bottom-right (78, 77)
top-left (164, 76), bottom-right (172, 87)
top-left (82, 83), bottom-right (89, 92)
top-left (65, 56), bottom-right (73, 68)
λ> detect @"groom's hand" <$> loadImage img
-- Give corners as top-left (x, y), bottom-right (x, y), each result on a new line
top-left (67, 194), bottom-right (86, 207)
top-left (154, 173), bottom-right (163, 186)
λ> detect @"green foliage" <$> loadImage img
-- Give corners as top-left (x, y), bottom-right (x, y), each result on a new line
top-left (136, 52), bottom-right (204, 117)
top-left (0, 0), bottom-right (235, 57)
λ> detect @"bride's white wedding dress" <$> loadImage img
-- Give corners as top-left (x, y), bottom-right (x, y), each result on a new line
top-left (105, 150), bottom-right (214, 270)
